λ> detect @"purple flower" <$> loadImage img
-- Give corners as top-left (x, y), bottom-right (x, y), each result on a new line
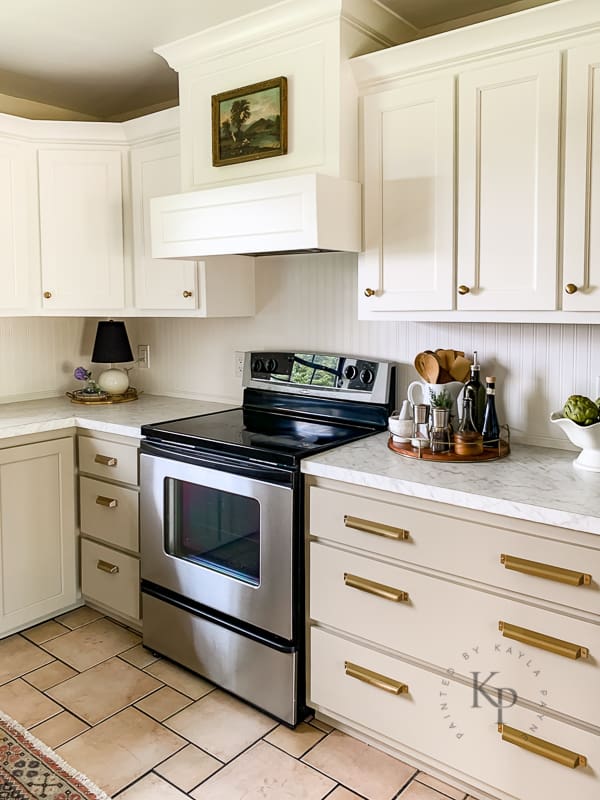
top-left (74, 366), bottom-right (91, 381)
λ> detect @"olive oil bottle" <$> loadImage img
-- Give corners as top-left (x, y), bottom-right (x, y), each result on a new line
top-left (464, 351), bottom-right (486, 432)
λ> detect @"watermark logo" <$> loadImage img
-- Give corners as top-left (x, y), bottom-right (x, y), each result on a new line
top-left (439, 640), bottom-right (551, 741)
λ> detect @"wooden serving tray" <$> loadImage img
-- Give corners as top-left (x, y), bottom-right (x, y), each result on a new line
top-left (388, 435), bottom-right (510, 463)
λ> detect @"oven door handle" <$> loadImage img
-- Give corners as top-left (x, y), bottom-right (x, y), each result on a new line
top-left (140, 440), bottom-right (295, 487)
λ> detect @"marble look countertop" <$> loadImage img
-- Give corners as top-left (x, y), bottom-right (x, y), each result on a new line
top-left (302, 433), bottom-right (600, 536)
top-left (0, 395), bottom-right (236, 440)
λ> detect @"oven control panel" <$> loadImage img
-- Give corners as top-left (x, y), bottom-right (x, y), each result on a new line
top-left (247, 351), bottom-right (392, 405)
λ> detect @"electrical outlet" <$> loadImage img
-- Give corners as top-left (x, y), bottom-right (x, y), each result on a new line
top-left (138, 344), bottom-right (150, 369)
top-left (234, 351), bottom-right (245, 378)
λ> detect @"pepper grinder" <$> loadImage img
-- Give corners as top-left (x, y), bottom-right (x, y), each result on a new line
top-left (412, 403), bottom-right (430, 450)
top-left (430, 407), bottom-right (451, 453)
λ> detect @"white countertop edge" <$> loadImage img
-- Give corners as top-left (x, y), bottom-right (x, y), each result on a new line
top-left (301, 461), bottom-right (600, 537)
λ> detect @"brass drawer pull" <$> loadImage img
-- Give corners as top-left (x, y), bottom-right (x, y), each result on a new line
top-left (499, 621), bottom-right (589, 660)
top-left (344, 572), bottom-right (408, 603)
top-left (94, 454), bottom-right (117, 467)
top-left (97, 560), bottom-right (119, 575)
top-left (345, 661), bottom-right (408, 695)
top-left (499, 724), bottom-right (587, 769)
top-left (501, 554), bottom-right (591, 586)
top-left (95, 496), bottom-right (118, 508)
top-left (344, 515), bottom-right (409, 541)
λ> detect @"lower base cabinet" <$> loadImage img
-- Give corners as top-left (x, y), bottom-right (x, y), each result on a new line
top-left (0, 437), bottom-right (76, 636)
top-left (307, 476), bottom-right (600, 800)
top-left (78, 432), bottom-right (141, 627)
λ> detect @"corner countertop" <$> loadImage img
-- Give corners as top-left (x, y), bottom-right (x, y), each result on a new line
top-left (301, 433), bottom-right (600, 536)
top-left (0, 395), bottom-right (236, 440)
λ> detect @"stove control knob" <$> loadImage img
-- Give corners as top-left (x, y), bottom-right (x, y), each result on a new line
top-left (344, 365), bottom-right (358, 381)
top-left (252, 358), bottom-right (264, 373)
top-left (265, 358), bottom-right (278, 373)
top-left (359, 368), bottom-right (374, 385)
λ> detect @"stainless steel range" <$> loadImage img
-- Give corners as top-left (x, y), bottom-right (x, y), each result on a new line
top-left (139, 351), bottom-right (395, 725)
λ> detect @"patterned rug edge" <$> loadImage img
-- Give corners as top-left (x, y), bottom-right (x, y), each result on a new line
top-left (0, 709), bottom-right (112, 800)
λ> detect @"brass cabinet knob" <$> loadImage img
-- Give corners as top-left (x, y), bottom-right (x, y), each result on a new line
top-left (565, 283), bottom-right (578, 295)
top-left (364, 288), bottom-right (376, 297)
top-left (43, 291), bottom-right (52, 299)
top-left (183, 290), bottom-right (193, 298)
top-left (458, 285), bottom-right (470, 295)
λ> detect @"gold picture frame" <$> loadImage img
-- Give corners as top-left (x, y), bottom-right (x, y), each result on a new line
top-left (211, 76), bottom-right (288, 167)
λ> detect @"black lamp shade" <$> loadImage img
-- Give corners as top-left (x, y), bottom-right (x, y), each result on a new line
top-left (91, 320), bottom-right (134, 364)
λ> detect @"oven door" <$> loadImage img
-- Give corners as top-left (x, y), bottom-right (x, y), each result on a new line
top-left (140, 447), bottom-right (295, 641)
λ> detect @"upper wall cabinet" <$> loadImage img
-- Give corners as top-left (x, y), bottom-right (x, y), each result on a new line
top-left (130, 137), bottom-right (198, 310)
top-left (562, 41), bottom-right (600, 311)
top-left (359, 76), bottom-right (454, 314)
top-left (457, 51), bottom-right (560, 311)
top-left (353, 0), bottom-right (600, 322)
top-left (0, 137), bottom-right (39, 311)
top-left (38, 149), bottom-right (125, 311)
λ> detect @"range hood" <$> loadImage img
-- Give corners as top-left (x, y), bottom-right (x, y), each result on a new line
top-left (150, 173), bottom-right (361, 258)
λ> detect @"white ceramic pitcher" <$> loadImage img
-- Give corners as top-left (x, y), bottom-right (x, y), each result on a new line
top-left (407, 380), bottom-right (464, 421)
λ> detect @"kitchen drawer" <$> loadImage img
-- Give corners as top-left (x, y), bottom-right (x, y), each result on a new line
top-left (78, 436), bottom-right (138, 486)
top-left (80, 476), bottom-right (139, 552)
top-left (309, 485), bottom-right (600, 616)
top-left (310, 541), bottom-right (600, 726)
top-left (81, 539), bottom-right (140, 621)
top-left (311, 627), bottom-right (600, 800)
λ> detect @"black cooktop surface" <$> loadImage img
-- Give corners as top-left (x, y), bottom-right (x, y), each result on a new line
top-left (142, 408), bottom-right (377, 467)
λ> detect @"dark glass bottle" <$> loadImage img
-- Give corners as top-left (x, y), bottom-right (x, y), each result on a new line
top-left (482, 376), bottom-right (500, 448)
top-left (464, 351), bottom-right (486, 432)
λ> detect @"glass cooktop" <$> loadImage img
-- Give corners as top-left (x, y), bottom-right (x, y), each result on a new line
top-left (142, 408), bottom-right (377, 468)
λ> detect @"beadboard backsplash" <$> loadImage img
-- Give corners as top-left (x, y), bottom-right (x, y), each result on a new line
top-left (1, 252), bottom-right (597, 449)
top-left (133, 253), bottom-right (600, 450)
top-left (0, 317), bottom-right (101, 401)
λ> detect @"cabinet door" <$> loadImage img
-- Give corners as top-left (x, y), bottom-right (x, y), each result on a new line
top-left (0, 139), bottom-right (39, 310)
top-left (38, 149), bottom-right (125, 310)
top-left (563, 42), bottom-right (600, 311)
top-left (131, 138), bottom-right (198, 310)
top-left (359, 77), bottom-right (454, 315)
top-left (0, 438), bottom-right (76, 635)
top-left (457, 52), bottom-right (560, 310)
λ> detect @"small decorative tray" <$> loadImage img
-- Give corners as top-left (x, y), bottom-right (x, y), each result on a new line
top-left (66, 387), bottom-right (140, 405)
top-left (388, 425), bottom-right (510, 463)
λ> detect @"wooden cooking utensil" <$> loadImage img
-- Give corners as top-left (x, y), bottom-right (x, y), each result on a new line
top-left (414, 353), bottom-right (429, 381)
top-left (421, 353), bottom-right (440, 383)
top-left (435, 349), bottom-right (455, 371)
top-left (449, 355), bottom-right (471, 382)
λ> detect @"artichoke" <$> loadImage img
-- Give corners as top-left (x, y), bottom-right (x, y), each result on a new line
top-left (563, 395), bottom-right (599, 426)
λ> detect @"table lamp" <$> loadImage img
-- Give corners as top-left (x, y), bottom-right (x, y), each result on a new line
top-left (91, 320), bottom-right (135, 396)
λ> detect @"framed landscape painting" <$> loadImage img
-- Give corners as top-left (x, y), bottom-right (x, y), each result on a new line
top-left (212, 76), bottom-right (288, 167)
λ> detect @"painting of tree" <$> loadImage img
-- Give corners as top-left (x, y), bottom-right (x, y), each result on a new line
top-left (212, 77), bottom-right (287, 166)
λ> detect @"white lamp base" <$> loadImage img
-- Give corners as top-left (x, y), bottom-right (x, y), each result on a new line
top-left (97, 368), bottom-right (129, 396)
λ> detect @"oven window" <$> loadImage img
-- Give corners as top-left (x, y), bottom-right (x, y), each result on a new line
top-left (165, 479), bottom-right (260, 585)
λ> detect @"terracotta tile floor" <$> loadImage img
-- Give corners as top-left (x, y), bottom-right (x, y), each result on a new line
top-left (2, 606), bottom-right (487, 800)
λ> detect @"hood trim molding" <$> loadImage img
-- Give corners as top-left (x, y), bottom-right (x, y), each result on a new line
top-left (151, 173), bottom-right (361, 258)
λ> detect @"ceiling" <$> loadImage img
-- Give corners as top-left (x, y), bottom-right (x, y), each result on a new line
top-left (0, 0), bottom-right (557, 121)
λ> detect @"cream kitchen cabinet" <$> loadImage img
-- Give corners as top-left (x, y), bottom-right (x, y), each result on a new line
top-left (353, 1), bottom-right (600, 322)
top-left (0, 135), bottom-right (40, 311)
top-left (130, 135), bottom-right (198, 310)
top-left (307, 476), bottom-right (600, 800)
top-left (38, 148), bottom-right (125, 311)
top-left (0, 437), bottom-right (77, 637)
top-left (562, 40), bottom-right (600, 311)
top-left (359, 76), bottom-right (454, 314)
top-left (78, 432), bottom-right (141, 627)
top-left (456, 50), bottom-right (560, 311)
